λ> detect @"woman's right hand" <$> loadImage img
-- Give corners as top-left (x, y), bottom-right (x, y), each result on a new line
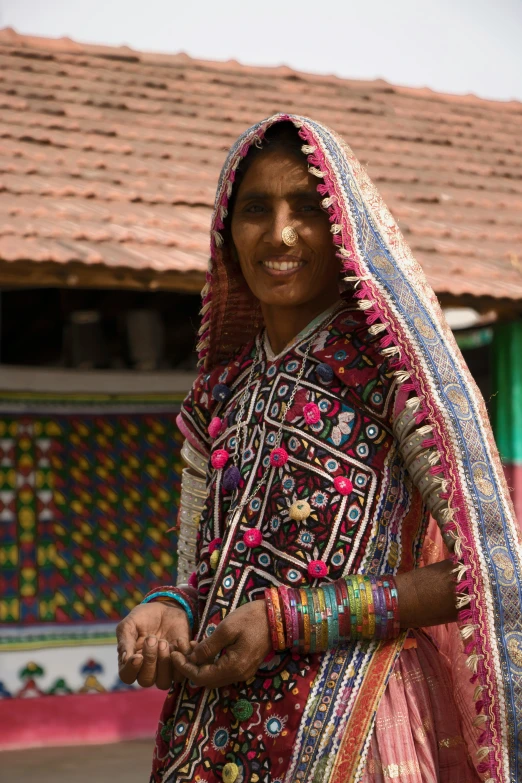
top-left (116, 601), bottom-right (191, 689)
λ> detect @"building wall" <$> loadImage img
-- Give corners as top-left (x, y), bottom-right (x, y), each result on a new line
top-left (0, 379), bottom-right (190, 748)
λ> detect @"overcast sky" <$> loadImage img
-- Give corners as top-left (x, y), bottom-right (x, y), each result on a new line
top-left (2, 0), bottom-right (521, 102)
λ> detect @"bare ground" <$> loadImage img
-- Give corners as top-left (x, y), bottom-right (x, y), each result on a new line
top-left (0, 740), bottom-right (153, 783)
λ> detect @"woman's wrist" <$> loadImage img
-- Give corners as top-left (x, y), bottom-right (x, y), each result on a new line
top-left (395, 559), bottom-right (457, 628)
top-left (141, 585), bottom-right (199, 634)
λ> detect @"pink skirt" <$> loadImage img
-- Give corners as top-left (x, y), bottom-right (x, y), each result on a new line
top-left (360, 630), bottom-right (480, 782)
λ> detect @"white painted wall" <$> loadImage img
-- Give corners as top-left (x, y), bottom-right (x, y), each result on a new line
top-left (0, 367), bottom-right (195, 394)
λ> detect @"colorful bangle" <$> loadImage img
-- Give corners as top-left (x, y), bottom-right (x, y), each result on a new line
top-left (141, 589), bottom-right (195, 632)
top-left (264, 574), bottom-right (401, 655)
top-left (309, 587), bottom-right (321, 654)
top-left (379, 577), bottom-right (394, 639)
top-left (296, 589), bottom-right (306, 649)
top-left (271, 587), bottom-right (286, 651)
top-left (333, 583), bottom-right (341, 647)
top-left (322, 583), bottom-right (332, 648)
top-left (375, 577), bottom-right (387, 640)
top-left (388, 577), bottom-right (400, 638)
top-left (349, 576), bottom-right (364, 637)
top-left (344, 577), bottom-right (356, 641)
top-left (279, 585), bottom-right (294, 649)
top-left (357, 575), bottom-right (369, 638)
top-left (304, 588), bottom-right (316, 653)
top-left (289, 590), bottom-right (300, 649)
top-left (323, 584), bottom-right (337, 647)
top-left (265, 588), bottom-right (280, 651)
top-left (338, 578), bottom-right (351, 641)
top-left (363, 576), bottom-right (376, 639)
top-left (371, 577), bottom-right (384, 640)
top-left (333, 580), bottom-right (344, 641)
top-left (299, 588), bottom-right (311, 653)
top-left (316, 587), bottom-right (329, 650)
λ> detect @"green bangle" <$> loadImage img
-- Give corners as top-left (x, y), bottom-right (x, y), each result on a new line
top-left (305, 588), bottom-right (316, 653)
top-left (317, 587), bottom-right (329, 651)
top-left (371, 577), bottom-right (383, 639)
top-left (358, 575), bottom-right (369, 638)
top-left (344, 577), bottom-right (356, 641)
top-left (324, 584), bottom-right (339, 647)
top-left (348, 576), bottom-right (363, 639)
top-left (340, 580), bottom-right (351, 641)
top-left (321, 585), bottom-right (332, 649)
top-left (296, 602), bottom-right (305, 649)
top-left (310, 589), bottom-right (322, 652)
top-left (333, 584), bottom-right (341, 646)
top-left (363, 576), bottom-right (375, 639)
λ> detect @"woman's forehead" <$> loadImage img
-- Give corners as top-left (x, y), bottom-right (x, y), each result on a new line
top-left (236, 149), bottom-right (318, 198)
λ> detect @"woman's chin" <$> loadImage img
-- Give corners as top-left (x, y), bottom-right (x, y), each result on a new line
top-left (256, 287), bottom-right (310, 308)
top-left (252, 276), bottom-right (312, 307)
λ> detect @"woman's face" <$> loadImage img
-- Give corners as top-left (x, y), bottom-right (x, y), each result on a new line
top-left (230, 149), bottom-right (340, 311)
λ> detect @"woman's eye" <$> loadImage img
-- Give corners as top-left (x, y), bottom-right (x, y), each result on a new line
top-left (245, 204), bottom-right (266, 214)
top-left (300, 204), bottom-right (321, 213)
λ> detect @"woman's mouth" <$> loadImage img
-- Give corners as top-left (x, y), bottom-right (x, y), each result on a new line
top-left (261, 257), bottom-right (305, 277)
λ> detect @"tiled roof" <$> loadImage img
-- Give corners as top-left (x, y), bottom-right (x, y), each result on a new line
top-left (1, 27), bottom-right (522, 300)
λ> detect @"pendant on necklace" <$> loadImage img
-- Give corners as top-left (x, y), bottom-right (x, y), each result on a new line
top-left (227, 508), bottom-right (243, 528)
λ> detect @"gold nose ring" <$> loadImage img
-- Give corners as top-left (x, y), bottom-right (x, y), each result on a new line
top-left (281, 226), bottom-right (298, 247)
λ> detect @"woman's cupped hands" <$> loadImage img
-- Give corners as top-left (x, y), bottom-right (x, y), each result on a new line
top-left (116, 598), bottom-right (272, 691)
top-left (171, 599), bottom-right (272, 689)
top-left (116, 601), bottom-right (192, 689)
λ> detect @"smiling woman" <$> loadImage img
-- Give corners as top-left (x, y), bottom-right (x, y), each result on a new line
top-left (115, 116), bottom-right (522, 783)
top-left (230, 126), bottom-right (341, 354)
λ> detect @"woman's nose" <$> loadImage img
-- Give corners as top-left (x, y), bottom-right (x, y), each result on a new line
top-left (264, 205), bottom-right (292, 247)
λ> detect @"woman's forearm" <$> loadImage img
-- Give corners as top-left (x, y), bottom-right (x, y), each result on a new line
top-left (396, 559), bottom-right (458, 628)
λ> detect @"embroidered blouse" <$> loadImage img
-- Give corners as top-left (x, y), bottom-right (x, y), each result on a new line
top-left (151, 302), bottom-right (428, 783)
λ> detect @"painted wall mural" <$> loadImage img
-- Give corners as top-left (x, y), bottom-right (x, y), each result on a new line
top-left (0, 392), bottom-right (184, 701)
top-left (0, 646), bottom-right (136, 699)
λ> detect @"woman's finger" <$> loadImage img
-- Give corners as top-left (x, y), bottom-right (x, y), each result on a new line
top-left (171, 649), bottom-right (240, 689)
top-left (137, 635), bottom-right (159, 688)
top-left (155, 639), bottom-right (173, 690)
top-left (118, 653), bottom-right (144, 685)
top-left (189, 622), bottom-right (236, 666)
top-left (169, 636), bottom-right (192, 682)
top-left (116, 620), bottom-right (138, 663)
top-left (175, 635), bottom-right (192, 656)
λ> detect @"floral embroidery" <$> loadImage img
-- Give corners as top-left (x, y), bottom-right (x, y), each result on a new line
top-left (282, 476), bottom-right (295, 494)
top-left (311, 490), bottom-right (328, 509)
top-left (331, 410), bottom-right (355, 446)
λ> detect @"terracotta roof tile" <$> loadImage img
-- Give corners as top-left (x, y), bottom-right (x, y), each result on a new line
top-left (0, 27), bottom-right (521, 299)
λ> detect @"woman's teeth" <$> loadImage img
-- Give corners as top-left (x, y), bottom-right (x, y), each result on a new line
top-left (262, 259), bottom-right (303, 271)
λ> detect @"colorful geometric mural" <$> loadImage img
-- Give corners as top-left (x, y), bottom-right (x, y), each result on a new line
top-left (0, 654), bottom-right (139, 699)
top-left (0, 393), bottom-right (184, 636)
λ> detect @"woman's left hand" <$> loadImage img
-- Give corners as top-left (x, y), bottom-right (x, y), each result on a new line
top-left (171, 599), bottom-right (272, 688)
